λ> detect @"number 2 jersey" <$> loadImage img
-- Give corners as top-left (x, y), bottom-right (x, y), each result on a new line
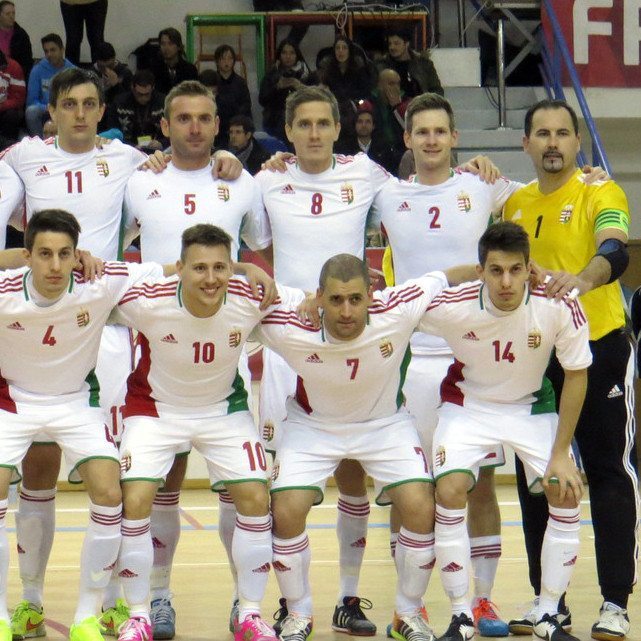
top-left (418, 281), bottom-right (593, 414)
top-left (0, 261), bottom-right (162, 411)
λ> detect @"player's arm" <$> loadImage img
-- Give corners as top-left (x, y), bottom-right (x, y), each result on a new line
top-left (0, 248), bottom-right (25, 269)
top-left (458, 155), bottom-right (501, 184)
top-left (443, 264), bottom-right (478, 286)
top-left (139, 149), bottom-right (242, 180)
top-left (233, 260), bottom-right (277, 310)
top-left (0, 247), bottom-right (105, 281)
top-left (543, 367), bottom-right (587, 503)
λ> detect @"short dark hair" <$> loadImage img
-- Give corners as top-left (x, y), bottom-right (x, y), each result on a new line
top-left (25, 209), bottom-right (81, 251)
top-left (319, 254), bottom-right (370, 290)
top-left (478, 222), bottom-right (530, 266)
top-left (198, 69), bottom-right (219, 89)
top-left (158, 27), bottom-right (186, 58)
top-left (524, 99), bottom-right (579, 137)
top-left (229, 115), bottom-right (254, 134)
top-left (0, 1), bottom-right (15, 13)
top-left (164, 80), bottom-right (215, 120)
top-left (181, 224), bottom-right (232, 262)
top-left (49, 67), bottom-right (105, 106)
top-left (132, 69), bottom-right (155, 87)
top-left (214, 44), bottom-right (235, 63)
top-left (285, 85), bottom-right (339, 128)
top-left (405, 92), bottom-right (455, 132)
top-left (275, 38), bottom-right (303, 65)
top-left (95, 41), bottom-right (116, 62)
top-left (387, 27), bottom-right (412, 43)
top-left (41, 33), bottom-right (64, 50)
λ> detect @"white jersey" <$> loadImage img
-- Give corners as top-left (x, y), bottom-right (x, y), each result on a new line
top-left (418, 281), bottom-right (592, 414)
top-left (124, 162), bottom-right (271, 263)
top-left (254, 273), bottom-right (447, 425)
top-left (0, 261), bottom-right (161, 411)
top-left (0, 161), bottom-right (24, 248)
top-left (0, 136), bottom-right (147, 259)
top-left (371, 171), bottom-right (521, 355)
top-left (113, 277), bottom-right (303, 419)
top-left (256, 153), bottom-right (391, 289)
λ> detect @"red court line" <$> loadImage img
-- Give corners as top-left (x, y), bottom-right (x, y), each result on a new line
top-left (45, 618), bottom-right (69, 636)
top-left (179, 507), bottom-right (204, 530)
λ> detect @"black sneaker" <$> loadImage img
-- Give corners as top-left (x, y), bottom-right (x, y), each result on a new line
top-left (273, 598), bottom-right (288, 637)
top-left (509, 600), bottom-right (572, 636)
top-left (332, 597), bottom-right (376, 636)
top-left (437, 614), bottom-right (475, 641)
top-left (533, 614), bottom-right (579, 641)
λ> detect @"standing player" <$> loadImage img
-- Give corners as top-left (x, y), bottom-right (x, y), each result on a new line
top-left (0, 209), bottom-right (166, 641)
top-left (419, 222), bottom-right (590, 641)
top-left (123, 80), bottom-right (272, 639)
top-left (503, 99), bottom-right (639, 641)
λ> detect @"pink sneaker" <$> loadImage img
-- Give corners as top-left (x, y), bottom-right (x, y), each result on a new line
top-left (117, 617), bottom-right (152, 641)
top-left (234, 615), bottom-right (278, 641)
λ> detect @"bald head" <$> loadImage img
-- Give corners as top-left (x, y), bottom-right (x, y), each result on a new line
top-left (378, 68), bottom-right (401, 91)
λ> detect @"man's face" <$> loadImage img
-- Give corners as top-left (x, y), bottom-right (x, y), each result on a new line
top-left (43, 41), bottom-right (65, 67)
top-left (285, 100), bottom-right (340, 165)
top-left (318, 276), bottom-right (372, 341)
top-left (132, 83), bottom-right (153, 106)
top-left (176, 243), bottom-right (233, 318)
top-left (216, 50), bottom-right (235, 76)
top-left (404, 108), bottom-right (457, 172)
top-left (0, 3), bottom-right (15, 29)
top-left (523, 107), bottom-right (580, 177)
top-left (477, 250), bottom-right (530, 312)
top-left (387, 35), bottom-right (409, 60)
top-left (377, 71), bottom-right (401, 102)
top-left (24, 231), bottom-right (78, 300)
top-left (49, 82), bottom-right (105, 148)
top-left (228, 125), bottom-right (251, 151)
top-left (161, 94), bottom-right (219, 162)
top-left (160, 35), bottom-right (179, 62)
top-left (355, 112), bottom-right (374, 140)
top-left (96, 57), bottom-right (116, 74)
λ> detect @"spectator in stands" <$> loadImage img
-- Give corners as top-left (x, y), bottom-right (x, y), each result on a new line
top-left (151, 27), bottom-right (198, 95)
top-left (94, 41), bottom-right (132, 105)
top-left (198, 68), bottom-right (219, 99)
top-left (214, 44), bottom-right (251, 149)
top-left (25, 33), bottom-right (75, 137)
top-left (0, 49), bottom-right (24, 145)
top-left (0, 0), bottom-right (32, 80)
top-left (335, 99), bottom-right (389, 169)
top-left (227, 114), bottom-right (269, 175)
top-left (59, 0), bottom-right (108, 64)
top-left (377, 27), bottom-right (443, 98)
top-left (105, 68), bottom-right (165, 151)
top-left (259, 38), bottom-right (313, 143)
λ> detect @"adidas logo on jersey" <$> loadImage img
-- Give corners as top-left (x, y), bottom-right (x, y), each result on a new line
top-left (7, 321), bottom-right (24, 330)
top-left (607, 385), bottom-right (623, 399)
top-left (252, 562), bottom-right (271, 573)
top-left (280, 184), bottom-right (296, 194)
top-left (397, 201), bottom-right (411, 212)
top-left (161, 334), bottom-right (178, 344)
top-left (462, 331), bottom-right (479, 341)
top-left (305, 353), bottom-right (323, 363)
top-left (35, 165), bottom-right (49, 176)
top-left (442, 561), bottom-right (463, 572)
top-left (147, 189), bottom-right (161, 199)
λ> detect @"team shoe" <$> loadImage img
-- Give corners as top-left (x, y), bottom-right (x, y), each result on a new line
top-left (2, 621), bottom-right (13, 641)
top-left (387, 607), bottom-right (429, 639)
top-left (69, 617), bottom-right (106, 641)
top-left (100, 600), bottom-right (130, 637)
top-left (10, 601), bottom-right (45, 639)
top-left (389, 610), bottom-right (435, 641)
top-left (277, 614), bottom-right (313, 641)
top-left (591, 602), bottom-right (630, 641)
top-left (533, 614), bottom-right (579, 641)
top-left (117, 618), bottom-right (151, 641)
top-left (234, 615), bottom-right (278, 641)
top-left (436, 614), bottom-right (475, 641)
top-left (272, 599), bottom-right (288, 637)
top-left (508, 599), bottom-right (572, 636)
top-left (471, 598), bottom-right (508, 637)
top-left (149, 600), bottom-right (175, 640)
top-left (229, 599), bottom-right (240, 634)
top-left (331, 597), bottom-right (376, 636)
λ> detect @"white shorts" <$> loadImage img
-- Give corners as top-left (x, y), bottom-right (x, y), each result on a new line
top-left (120, 410), bottom-right (268, 491)
top-left (271, 411), bottom-right (432, 505)
top-left (433, 403), bottom-right (561, 494)
top-left (259, 347), bottom-right (297, 453)
top-left (1, 402), bottom-right (118, 484)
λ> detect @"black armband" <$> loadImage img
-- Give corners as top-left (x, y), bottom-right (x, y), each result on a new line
top-left (596, 238), bottom-right (629, 283)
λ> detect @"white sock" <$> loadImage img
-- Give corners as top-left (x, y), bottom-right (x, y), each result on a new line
top-left (336, 494), bottom-right (370, 603)
top-left (390, 532), bottom-right (398, 560)
top-left (218, 490), bottom-right (239, 599)
top-left (233, 514), bottom-right (272, 620)
top-left (150, 491), bottom-right (180, 602)
top-left (16, 487), bottom-right (56, 606)
top-left (102, 569), bottom-right (122, 610)
top-left (272, 533), bottom-right (312, 617)
top-left (395, 528), bottom-right (435, 615)
top-left (536, 506), bottom-right (580, 619)
top-left (75, 503), bottom-right (122, 623)
top-left (434, 505), bottom-right (471, 617)
top-left (470, 535), bottom-right (501, 600)
top-left (119, 517), bottom-right (152, 616)
top-left (0, 499), bottom-right (9, 622)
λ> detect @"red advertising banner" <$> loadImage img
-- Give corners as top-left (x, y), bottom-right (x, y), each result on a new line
top-left (542, 0), bottom-right (641, 87)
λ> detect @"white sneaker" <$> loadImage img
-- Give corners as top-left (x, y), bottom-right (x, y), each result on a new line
top-left (591, 602), bottom-right (630, 641)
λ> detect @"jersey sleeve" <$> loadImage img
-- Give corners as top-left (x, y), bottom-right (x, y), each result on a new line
top-left (125, 143), bottom-right (149, 173)
top-left (0, 162), bottom-right (25, 232)
top-left (490, 177), bottom-right (523, 214)
top-left (366, 154), bottom-right (394, 198)
top-left (554, 297), bottom-right (593, 371)
top-left (589, 181), bottom-right (630, 237)
top-left (122, 180), bottom-right (141, 248)
top-left (239, 173), bottom-right (272, 251)
top-left (105, 260), bottom-right (164, 304)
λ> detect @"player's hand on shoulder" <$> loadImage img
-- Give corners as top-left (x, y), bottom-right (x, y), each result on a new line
top-left (459, 155), bottom-right (501, 184)
top-left (543, 270), bottom-right (586, 301)
top-left (234, 261), bottom-right (277, 311)
top-left (76, 250), bottom-right (104, 282)
top-left (94, 135), bottom-right (113, 149)
top-left (580, 164), bottom-right (610, 184)
top-left (211, 150), bottom-right (242, 180)
top-left (262, 151), bottom-right (294, 173)
top-left (543, 453), bottom-right (583, 504)
top-left (139, 150), bottom-right (170, 173)
top-left (296, 293), bottom-right (321, 328)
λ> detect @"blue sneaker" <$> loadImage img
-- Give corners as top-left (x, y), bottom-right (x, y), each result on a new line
top-left (150, 599), bottom-right (175, 640)
top-left (472, 599), bottom-right (508, 637)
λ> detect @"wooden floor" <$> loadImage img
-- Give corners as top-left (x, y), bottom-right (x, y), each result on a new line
top-left (4, 486), bottom-right (640, 641)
